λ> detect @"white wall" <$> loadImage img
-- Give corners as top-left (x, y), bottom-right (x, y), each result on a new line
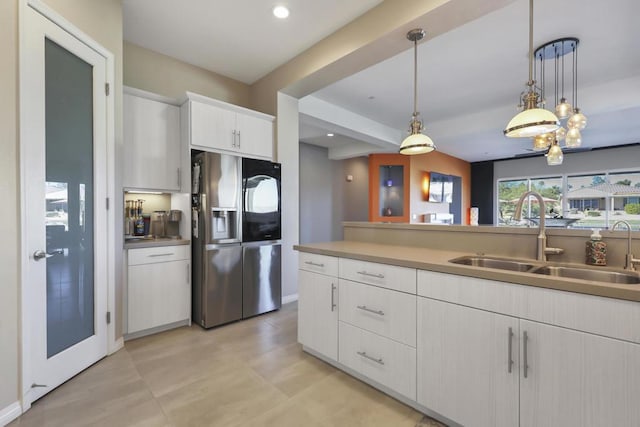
top-left (299, 143), bottom-right (336, 244)
top-left (0, 0), bottom-right (20, 416)
top-left (277, 93), bottom-right (299, 299)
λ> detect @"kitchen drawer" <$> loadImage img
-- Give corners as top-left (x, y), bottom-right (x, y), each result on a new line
top-left (299, 252), bottom-right (338, 277)
top-left (339, 258), bottom-right (416, 294)
top-left (339, 279), bottom-right (416, 347)
top-left (339, 321), bottom-right (416, 400)
top-left (128, 245), bottom-right (190, 266)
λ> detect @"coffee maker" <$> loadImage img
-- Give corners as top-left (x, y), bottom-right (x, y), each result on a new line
top-left (166, 209), bottom-right (182, 239)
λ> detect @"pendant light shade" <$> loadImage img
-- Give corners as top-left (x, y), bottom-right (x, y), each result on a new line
top-left (399, 28), bottom-right (436, 155)
top-left (546, 140), bottom-right (564, 165)
top-left (567, 108), bottom-right (587, 130)
top-left (565, 127), bottom-right (582, 147)
top-left (504, 0), bottom-right (559, 138)
top-left (505, 106), bottom-right (561, 138)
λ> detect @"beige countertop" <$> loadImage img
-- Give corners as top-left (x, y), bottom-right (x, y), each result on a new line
top-left (124, 237), bottom-right (190, 249)
top-left (294, 240), bottom-right (640, 303)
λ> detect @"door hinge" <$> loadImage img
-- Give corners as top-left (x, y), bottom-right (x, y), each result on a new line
top-left (106, 311), bottom-right (111, 324)
top-left (105, 82), bottom-right (110, 96)
top-left (106, 197), bottom-right (110, 210)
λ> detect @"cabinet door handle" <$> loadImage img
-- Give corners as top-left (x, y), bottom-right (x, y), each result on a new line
top-left (508, 327), bottom-right (514, 373)
top-left (356, 271), bottom-right (384, 279)
top-left (356, 305), bottom-right (385, 316)
top-left (357, 351), bottom-right (384, 365)
top-left (331, 283), bottom-right (336, 312)
top-left (523, 330), bottom-right (529, 379)
top-left (148, 253), bottom-right (174, 257)
top-left (237, 130), bottom-right (241, 148)
top-left (232, 130), bottom-right (236, 147)
top-left (305, 261), bottom-right (324, 267)
top-left (177, 168), bottom-right (181, 188)
top-left (186, 263), bottom-right (190, 284)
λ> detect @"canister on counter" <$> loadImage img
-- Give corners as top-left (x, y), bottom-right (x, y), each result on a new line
top-left (586, 229), bottom-right (607, 266)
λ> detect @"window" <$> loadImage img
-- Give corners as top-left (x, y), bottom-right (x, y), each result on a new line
top-left (498, 170), bottom-right (640, 230)
top-left (497, 177), bottom-right (562, 225)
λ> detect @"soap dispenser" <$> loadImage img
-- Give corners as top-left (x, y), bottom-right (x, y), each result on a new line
top-left (586, 229), bottom-right (607, 266)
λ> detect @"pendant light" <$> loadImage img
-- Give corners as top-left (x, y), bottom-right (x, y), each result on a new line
top-left (546, 139), bottom-right (564, 165)
top-left (399, 28), bottom-right (436, 155)
top-left (504, 0), bottom-right (560, 138)
top-left (567, 41), bottom-right (588, 131)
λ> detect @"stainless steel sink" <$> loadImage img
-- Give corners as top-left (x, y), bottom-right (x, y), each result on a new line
top-left (530, 265), bottom-right (640, 285)
top-left (448, 256), bottom-right (537, 272)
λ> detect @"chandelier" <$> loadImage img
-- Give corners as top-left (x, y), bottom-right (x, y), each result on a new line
top-left (532, 37), bottom-right (588, 165)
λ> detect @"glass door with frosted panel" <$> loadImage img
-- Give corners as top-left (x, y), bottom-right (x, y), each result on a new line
top-left (44, 39), bottom-right (96, 358)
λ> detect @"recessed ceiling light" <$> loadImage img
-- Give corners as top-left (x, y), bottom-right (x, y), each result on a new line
top-left (327, 133), bottom-right (334, 137)
top-left (273, 5), bottom-right (289, 19)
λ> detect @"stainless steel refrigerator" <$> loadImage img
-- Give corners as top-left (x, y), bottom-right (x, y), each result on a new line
top-left (241, 157), bottom-right (282, 317)
top-left (192, 152), bottom-right (281, 329)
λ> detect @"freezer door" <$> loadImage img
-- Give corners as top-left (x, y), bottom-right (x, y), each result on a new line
top-left (242, 243), bottom-right (281, 318)
top-left (201, 244), bottom-right (243, 328)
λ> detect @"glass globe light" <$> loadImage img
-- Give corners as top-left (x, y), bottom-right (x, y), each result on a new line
top-left (533, 132), bottom-right (553, 151)
top-left (555, 126), bottom-right (567, 142)
top-left (567, 108), bottom-right (587, 130)
top-left (546, 141), bottom-right (564, 166)
top-left (555, 98), bottom-right (573, 119)
top-left (565, 127), bottom-right (582, 148)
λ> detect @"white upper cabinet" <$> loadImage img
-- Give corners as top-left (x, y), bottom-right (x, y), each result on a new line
top-left (123, 90), bottom-right (182, 191)
top-left (184, 92), bottom-right (274, 160)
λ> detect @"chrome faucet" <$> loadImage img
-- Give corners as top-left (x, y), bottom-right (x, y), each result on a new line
top-left (513, 190), bottom-right (564, 261)
top-left (611, 220), bottom-right (640, 271)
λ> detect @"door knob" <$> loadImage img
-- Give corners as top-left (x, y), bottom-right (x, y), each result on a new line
top-left (33, 249), bottom-right (63, 260)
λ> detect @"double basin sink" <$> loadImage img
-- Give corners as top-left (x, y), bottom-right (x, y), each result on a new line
top-left (449, 255), bottom-right (640, 285)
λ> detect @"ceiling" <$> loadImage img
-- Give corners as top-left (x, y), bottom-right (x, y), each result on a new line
top-left (123, 0), bottom-right (383, 84)
top-left (304, 0), bottom-right (640, 161)
top-left (124, 0), bottom-right (640, 163)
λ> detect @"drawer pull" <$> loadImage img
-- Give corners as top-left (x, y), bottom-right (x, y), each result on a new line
top-left (508, 327), bottom-right (514, 373)
top-left (523, 330), bottom-right (529, 379)
top-left (305, 261), bottom-right (325, 267)
top-left (356, 271), bottom-right (384, 279)
top-left (357, 351), bottom-right (384, 365)
top-left (148, 253), bottom-right (174, 257)
top-left (331, 283), bottom-right (336, 312)
top-left (356, 305), bottom-right (385, 316)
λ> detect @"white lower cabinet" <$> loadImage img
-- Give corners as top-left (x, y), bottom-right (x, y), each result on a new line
top-left (339, 321), bottom-right (416, 400)
top-left (520, 320), bottom-right (640, 427)
top-left (298, 253), bottom-right (640, 426)
top-left (418, 293), bottom-right (640, 427)
top-left (417, 297), bottom-right (519, 427)
top-left (298, 269), bottom-right (338, 360)
top-left (127, 246), bottom-right (190, 335)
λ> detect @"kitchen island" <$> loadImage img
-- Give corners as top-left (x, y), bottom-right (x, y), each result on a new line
top-left (294, 222), bottom-right (640, 427)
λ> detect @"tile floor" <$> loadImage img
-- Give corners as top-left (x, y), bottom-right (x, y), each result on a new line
top-left (10, 302), bottom-right (445, 427)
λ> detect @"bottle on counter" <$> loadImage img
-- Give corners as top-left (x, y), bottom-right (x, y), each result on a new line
top-left (133, 199), bottom-right (145, 236)
top-left (586, 229), bottom-right (607, 266)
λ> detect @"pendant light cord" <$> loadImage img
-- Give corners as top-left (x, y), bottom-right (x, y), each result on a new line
top-left (413, 37), bottom-right (418, 116)
top-left (527, 0), bottom-right (534, 86)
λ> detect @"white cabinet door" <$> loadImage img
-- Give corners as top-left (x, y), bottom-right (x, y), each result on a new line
top-left (189, 99), bottom-right (237, 152)
top-left (417, 297), bottom-right (519, 427)
top-left (123, 93), bottom-right (181, 190)
top-left (235, 112), bottom-right (273, 159)
top-left (520, 320), bottom-right (640, 427)
top-left (298, 269), bottom-right (338, 360)
top-left (128, 259), bottom-right (190, 334)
